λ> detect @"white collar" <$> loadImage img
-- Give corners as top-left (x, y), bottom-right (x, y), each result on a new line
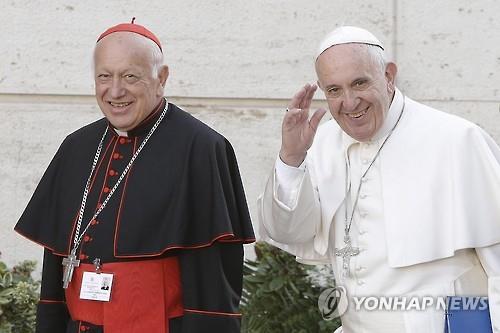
top-left (114, 129), bottom-right (128, 137)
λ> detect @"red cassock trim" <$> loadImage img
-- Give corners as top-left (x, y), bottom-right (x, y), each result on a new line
top-left (184, 308), bottom-right (242, 317)
top-left (39, 299), bottom-right (66, 304)
top-left (113, 138), bottom-right (138, 256)
top-left (113, 232), bottom-right (256, 258)
top-left (65, 257), bottom-right (183, 333)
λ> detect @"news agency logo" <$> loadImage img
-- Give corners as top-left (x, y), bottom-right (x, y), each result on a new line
top-left (446, 296), bottom-right (489, 311)
top-left (318, 291), bottom-right (489, 319)
top-left (352, 295), bottom-right (489, 311)
top-left (318, 286), bottom-right (348, 320)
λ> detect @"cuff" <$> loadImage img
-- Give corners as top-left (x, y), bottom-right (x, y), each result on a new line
top-left (274, 156), bottom-right (306, 208)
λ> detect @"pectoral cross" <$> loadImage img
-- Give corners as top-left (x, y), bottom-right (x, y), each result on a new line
top-left (62, 250), bottom-right (80, 289)
top-left (335, 235), bottom-right (360, 278)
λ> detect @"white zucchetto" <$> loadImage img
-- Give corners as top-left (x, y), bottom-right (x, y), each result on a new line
top-left (316, 26), bottom-right (384, 59)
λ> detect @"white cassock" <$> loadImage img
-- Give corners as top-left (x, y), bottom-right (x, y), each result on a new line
top-left (258, 88), bottom-right (500, 333)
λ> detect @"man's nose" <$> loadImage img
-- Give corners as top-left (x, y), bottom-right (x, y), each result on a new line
top-left (341, 90), bottom-right (360, 112)
top-left (110, 78), bottom-right (126, 99)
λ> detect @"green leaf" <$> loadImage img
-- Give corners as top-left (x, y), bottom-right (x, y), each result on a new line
top-left (241, 242), bottom-right (341, 332)
top-left (269, 277), bottom-right (285, 291)
top-left (0, 258), bottom-right (39, 332)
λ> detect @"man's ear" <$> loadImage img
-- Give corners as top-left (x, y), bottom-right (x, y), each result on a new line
top-left (385, 62), bottom-right (397, 93)
top-left (157, 65), bottom-right (169, 96)
top-left (159, 65), bottom-right (169, 86)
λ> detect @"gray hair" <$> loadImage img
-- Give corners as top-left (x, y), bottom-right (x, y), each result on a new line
top-left (315, 43), bottom-right (390, 76)
top-left (364, 44), bottom-right (388, 73)
top-left (149, 41), bottom-right (164, 78)
top-left (91, 33), bottom-right (165, 79)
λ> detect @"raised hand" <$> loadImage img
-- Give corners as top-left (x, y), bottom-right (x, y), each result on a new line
top-left (279, 83), bottom-right (327, 167)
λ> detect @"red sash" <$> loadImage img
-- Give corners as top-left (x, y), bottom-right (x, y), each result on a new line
top-left (65, 257), bottom-right (183, 333)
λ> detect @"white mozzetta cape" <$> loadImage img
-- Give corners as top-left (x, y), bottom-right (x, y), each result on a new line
top-left (258, 89), bottom-right (500, 268)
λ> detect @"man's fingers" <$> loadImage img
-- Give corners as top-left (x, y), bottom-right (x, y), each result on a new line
top-left (288, 83), bottom-right (312, 109)
top-left (309, 108), bottom-right (327, 132)
top-left (300, 84), bottom-right (317, 110)
top-left (283, 107), bottom-right (309, 128)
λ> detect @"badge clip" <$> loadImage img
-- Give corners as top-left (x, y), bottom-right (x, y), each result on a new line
top-left (93, 258), bottom-right (102, 274)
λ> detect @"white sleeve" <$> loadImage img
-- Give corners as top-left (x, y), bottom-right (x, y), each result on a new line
top-left (274, 156), bottom-right (306, 208)
top-left (476, 243), bottom-right (500, 332)
top-left (257, 155), bottom-right (321, 245)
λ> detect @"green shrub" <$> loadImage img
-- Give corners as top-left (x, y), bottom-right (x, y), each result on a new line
top-left (0, 257), bottom-right (39, 333)
top-left (241, 242), bottom-right (341, 333)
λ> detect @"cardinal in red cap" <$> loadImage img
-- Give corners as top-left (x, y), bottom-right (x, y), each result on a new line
top-left (15, 19), bottom-right (255, 333)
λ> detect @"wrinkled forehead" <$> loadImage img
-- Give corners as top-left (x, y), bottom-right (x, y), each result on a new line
top-left (315, 44), bottom-right (382, 83)
top-left (316, 44), bottom-right (374, 69)
top-left (93, 32), bottom-right (157, 72)
top-left (94, 32), bottom-right (157, 61)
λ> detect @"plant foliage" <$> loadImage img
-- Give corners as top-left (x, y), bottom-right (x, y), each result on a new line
top-left (241, 242), bottom-right (341, 333)
top-left (0, 257), bottom-right (39, 333)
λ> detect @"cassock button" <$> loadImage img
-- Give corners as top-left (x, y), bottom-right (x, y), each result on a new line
top-left (360, 194), bottom-right (367, 199)
top-left (103, 187), bottom-right (110, 193)
top-left (357, 280), bottom-right (365, 286)
top-left (361, 177), bottom-right (368, 183)
top-left (108, 170), bottom-right (116, 176)
top-left (83, 235), bottom-right (92, 242)
top-left (90, 219), bottom-right (99, 226)
top-left (79, 254), bottom-right (89, 260)
top-left (362, 159), bottom-right (369, 164)
top-left (119, 137), bottom-right (126, 144)
top-left (113, 152), bottom-right (120, 160)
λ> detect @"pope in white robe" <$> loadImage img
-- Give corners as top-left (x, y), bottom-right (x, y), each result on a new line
top-left (258, 26), bottom-right (500, 332)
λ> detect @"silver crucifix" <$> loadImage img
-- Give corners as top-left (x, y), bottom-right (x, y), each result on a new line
top-left (335, 234), bottom-right (360, 278)
top-left (62, 249), bottom-right (80, 289)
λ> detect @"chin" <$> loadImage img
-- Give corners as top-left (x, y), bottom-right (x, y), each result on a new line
top-left (347, 130), bottom-right (372, 142)
top-left (107, 118), bottom-right (131, 131)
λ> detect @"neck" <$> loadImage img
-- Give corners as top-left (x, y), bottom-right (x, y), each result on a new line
top-left (112, 97), bottom-right (166, 137)
top-left (369, 89), bottom-right (403, 142)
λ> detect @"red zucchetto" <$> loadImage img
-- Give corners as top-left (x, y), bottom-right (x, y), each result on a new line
top-left (97, 17), bottom-right (162, 52)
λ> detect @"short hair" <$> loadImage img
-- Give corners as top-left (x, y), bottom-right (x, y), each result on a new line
top-left (148, 39), bottom-right (164, 78)
top-left (315, 43), bottom-right (389, 76)
top-left (364, 44), bottom-right (388, 73)
top-left (92, 33), bottom-right (165, 79)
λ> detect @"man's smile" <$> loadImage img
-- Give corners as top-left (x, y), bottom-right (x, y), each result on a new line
top-left (345, 107), bottom-right (369, 119)
top-left (108, 101), bottom-right (133, 108)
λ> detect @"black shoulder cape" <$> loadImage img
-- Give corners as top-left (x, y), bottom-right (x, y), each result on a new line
top-left (15, 102), bottom-right (255, 332)
top-left (16, 102), bottom-right (254, 255)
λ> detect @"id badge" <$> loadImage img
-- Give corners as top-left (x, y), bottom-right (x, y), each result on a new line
top-left (80, 272), bottom-right (114, 302)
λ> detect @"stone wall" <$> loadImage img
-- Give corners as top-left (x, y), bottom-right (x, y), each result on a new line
top-left (1, 0), bottom-right (499, 272)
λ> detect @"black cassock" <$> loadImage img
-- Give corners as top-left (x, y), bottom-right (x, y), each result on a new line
top-left (15, 99), bottom-right (255, 333)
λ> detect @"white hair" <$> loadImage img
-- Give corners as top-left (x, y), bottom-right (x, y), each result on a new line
top-left (91, 32), bottom-right (165, 79)
top-left (364, 44), bottom-right (388, 73)
top-left (149, 40), bottom-right (164, 78)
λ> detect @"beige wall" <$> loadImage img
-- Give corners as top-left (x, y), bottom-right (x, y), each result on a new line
top-left (1, 0), bottom-right (499, 272)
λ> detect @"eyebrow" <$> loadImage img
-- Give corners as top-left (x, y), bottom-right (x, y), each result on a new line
top-left (325, 76), bottom-right (371, 90)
